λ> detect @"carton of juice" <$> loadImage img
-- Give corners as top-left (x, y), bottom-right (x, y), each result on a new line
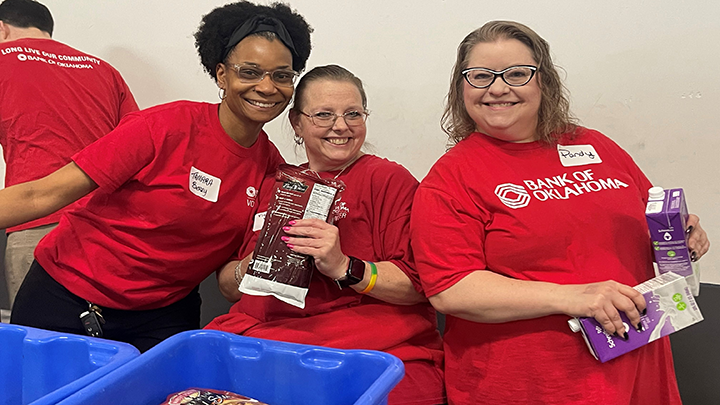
top-left (645, 186), bottom-right (700, 296)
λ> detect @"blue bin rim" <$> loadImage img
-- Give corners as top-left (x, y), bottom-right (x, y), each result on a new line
top-left (0, 323), bottom-right (140, 405)
top-left (58, 329), bottom-right (405, 405)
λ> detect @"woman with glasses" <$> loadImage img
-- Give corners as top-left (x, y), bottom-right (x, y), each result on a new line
top-left (411, 21), bottom-right (709, 404)
top-left (1, 1), bottom-right (312, 352)
top-left (207, 65), bottom-right (446, 405)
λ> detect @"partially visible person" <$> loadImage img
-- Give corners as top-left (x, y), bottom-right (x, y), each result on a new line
top-left (411, 21), bottom-right (710, 405)
top-left (207, 65), bottom-right (446, 405)
top-left (0, 1), bottom-right (312, 352)
top-left (0, 0), bottom-right (138, 308)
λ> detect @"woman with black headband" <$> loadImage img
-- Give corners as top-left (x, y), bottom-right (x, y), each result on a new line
top-left (0, 1), bottom-right (312, 352)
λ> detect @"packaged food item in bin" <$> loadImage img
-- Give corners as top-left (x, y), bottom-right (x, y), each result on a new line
top-left (239, 164), bottom-right (345, 308)
top-left (161, 388), bottom-right (269, 404)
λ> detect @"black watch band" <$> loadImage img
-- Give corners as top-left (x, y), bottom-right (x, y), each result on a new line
top-left (335, 256), bottom-right (365, 289)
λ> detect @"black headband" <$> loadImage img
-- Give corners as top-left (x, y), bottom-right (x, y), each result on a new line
top-left (223, 15), bottom-right (298, 61)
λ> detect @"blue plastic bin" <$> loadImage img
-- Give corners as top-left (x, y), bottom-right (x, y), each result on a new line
top-left (59, 329), bottom-right (405, 405)
top-left (0, 323), bottom-right (140, 405)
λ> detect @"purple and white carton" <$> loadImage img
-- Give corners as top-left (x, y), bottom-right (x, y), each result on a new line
top-left (645, 187), bottom-right (700, 296)
top-left (568, 272), bottom-right (703, 363)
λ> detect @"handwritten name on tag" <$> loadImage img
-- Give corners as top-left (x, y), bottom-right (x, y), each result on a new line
top-left (189, 166), bottom-right (221, 202)
top-left (557, 144), bottom-right (602, 167)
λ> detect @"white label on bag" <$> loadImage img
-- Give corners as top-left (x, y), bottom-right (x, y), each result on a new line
top-left (253, 211), bottom-right (267, 232)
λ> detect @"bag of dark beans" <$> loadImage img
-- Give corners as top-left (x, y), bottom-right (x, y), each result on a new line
top-left (239, 164), bottom-right (345, 308)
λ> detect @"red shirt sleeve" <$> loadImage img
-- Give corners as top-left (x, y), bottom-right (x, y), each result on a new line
top-left (117, 79), bottom-right (139, 118)
top-left (106, 64), bottom-right (139, 119)
top-left (613, 142), bottom-right (653, 203)
top-left (410, 164), bottom-right (491, 297)
top-left (72, 112), bottom-right (155, 191)
top-left (371, 164), bottom-right (421, 291)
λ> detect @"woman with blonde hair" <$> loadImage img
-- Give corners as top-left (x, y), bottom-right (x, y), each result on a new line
top-left (209, 64), bottom-right (446, 405)
top-left (412, 20), bottom-right (709, 404)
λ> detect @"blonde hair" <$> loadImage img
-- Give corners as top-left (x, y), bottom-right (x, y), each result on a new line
top-left (441, 20), bottom-right (577, 145)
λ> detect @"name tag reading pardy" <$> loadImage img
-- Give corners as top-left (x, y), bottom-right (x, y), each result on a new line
top-left (557, 144), bottom-right (602, 167)
top-left (189, 166), bottom-right (221, 202)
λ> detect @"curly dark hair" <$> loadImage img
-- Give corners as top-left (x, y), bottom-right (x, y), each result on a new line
top-left (194, 1), bottom-right (312, 82)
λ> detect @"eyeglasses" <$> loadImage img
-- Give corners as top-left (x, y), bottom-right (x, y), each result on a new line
top-left (461, 65), bottom-right (538, 89)
top-left (299, 110), bottom-right (369, 128)
top-left (226, 64), bottom-right (299, 87)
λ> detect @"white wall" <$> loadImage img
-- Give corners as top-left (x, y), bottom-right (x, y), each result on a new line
top-left (3, 0), bottom-right (718, 282)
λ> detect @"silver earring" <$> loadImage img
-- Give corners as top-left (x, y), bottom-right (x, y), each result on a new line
top-left (218, 88), bottom-right (226, 100)
top-left (294, 134), bottom-right (304, 145)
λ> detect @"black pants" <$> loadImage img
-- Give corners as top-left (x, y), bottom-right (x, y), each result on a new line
top-left (11, 260), bottom-right (201, 352)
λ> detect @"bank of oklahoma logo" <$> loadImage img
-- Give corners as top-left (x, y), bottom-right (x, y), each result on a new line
top-left (495, 183), bottom-right (531, 209)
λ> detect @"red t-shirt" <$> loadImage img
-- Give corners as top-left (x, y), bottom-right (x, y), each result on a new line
top-left (411, 128), bottom-right (681, 405)
top-left (35, 101), bottom-right (284, 310)
top-left (0, 38), bottom-right (138, 232)
top-left (206, 155), bottom-right (445, 405)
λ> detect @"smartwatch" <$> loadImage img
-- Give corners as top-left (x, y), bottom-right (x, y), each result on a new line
top-left (335, 256), bottom-right (365, 289)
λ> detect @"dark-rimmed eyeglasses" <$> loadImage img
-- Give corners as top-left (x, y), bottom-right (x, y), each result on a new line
top-left (461, 65), bottom-right (538, 89)
top-left (227, 64), bottom-right (299, 87)
top-left (299, 110), bottom-right (369, 128)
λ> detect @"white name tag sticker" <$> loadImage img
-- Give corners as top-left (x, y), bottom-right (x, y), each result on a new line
top-left (557, 144), bottom-right (602, 167)
top-left (189, 166), bottom-right (221, 202)
top-left (253, 211), bottom-right (266, 232)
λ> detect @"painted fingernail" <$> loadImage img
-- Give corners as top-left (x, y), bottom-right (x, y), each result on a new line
top-left (281, 236), bottom-right (289, 242)
top-left (286, 243), bottom-right (294, 249)
top-left (288, 220), bottom-right (297, 225)
top-left (636, 323), bottom-right (644, 332)
top-left (623, 332), bottom-right (629, 340)
top-left (282, 226), bottom-right (291, 231)
top-left (686, 226), bottom-right (694, 234)
top-left (642, 308), bottom-right (647, 316)
top-left (691, 251), bottom-right (698, 262)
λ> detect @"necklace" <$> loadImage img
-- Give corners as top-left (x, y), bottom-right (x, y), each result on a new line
top-left (332, 153), bottom-right (363, 179)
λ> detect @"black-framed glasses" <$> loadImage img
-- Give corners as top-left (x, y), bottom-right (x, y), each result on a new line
top-left (461, 65), bottom-right (538, 89)
top-left (226, 64), bottom-right (299, 87)
top-left (299, 110), bottom-right (369, 128)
